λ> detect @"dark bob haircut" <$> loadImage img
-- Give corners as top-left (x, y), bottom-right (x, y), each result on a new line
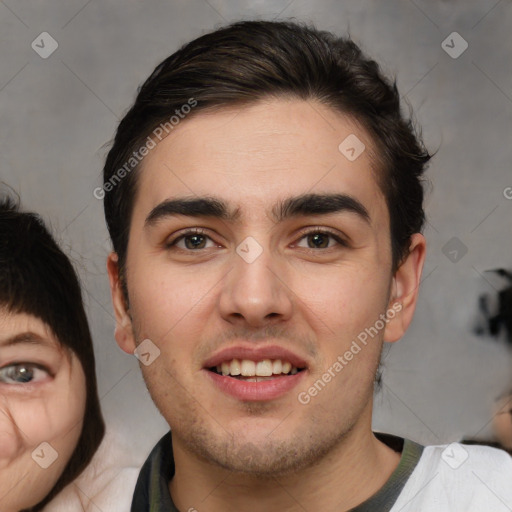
top-left (0, 191), bottom-right (105, 511)
top-left (102, 20), bottom-right (431, 282)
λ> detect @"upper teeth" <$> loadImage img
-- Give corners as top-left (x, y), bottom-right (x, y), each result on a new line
top-left (216, 359), bottom-right (299, 377)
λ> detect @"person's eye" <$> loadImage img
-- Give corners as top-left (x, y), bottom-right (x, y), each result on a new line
top-left (0, 363), bottom-right (50, 385)
top-left (167, 229), bottom-right (220, 251)
top-left (294, 229), bottom-right (347, 250)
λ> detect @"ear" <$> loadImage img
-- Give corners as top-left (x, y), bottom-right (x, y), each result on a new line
top-left (384, 233), bottom-right (426, 343)
top-left (107, 252), bottom-right (136, 354)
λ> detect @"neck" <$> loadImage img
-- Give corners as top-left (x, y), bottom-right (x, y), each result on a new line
top-left (169, 410), bottom-right (401, 512)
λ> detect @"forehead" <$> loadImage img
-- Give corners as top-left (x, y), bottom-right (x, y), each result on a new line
top-left (134, 98), bottom-right (387, 224)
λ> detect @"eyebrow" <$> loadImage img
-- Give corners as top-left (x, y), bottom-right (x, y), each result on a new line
top-left (145, 197), bottom-right (238, 226)
top-left (274, 193), bottom-right (370, 223)
top-left (144, 193), bottom-right (370, 227)
top-left (0, 332), bottom-right (57, 349)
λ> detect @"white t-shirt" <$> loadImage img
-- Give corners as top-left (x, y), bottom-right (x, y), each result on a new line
top-left (45, 430), bottom-right (512, 511)
top-left (390, 442), bottom-right (512, 511)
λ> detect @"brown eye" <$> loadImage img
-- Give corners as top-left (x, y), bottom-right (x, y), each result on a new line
top-left (307, 233), bottom-right (331, 248)
top-left (167, 230), bottom-right (219, 251)
top-left (184, 234), bottom-right (208, 249)
top-left (295, 230), bottom-right (344, 250)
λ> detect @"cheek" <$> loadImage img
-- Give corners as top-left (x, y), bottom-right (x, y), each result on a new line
top-left (0, 397), bottom-right (79, 452)
top-left (130, 262), bottom-right (220, 343)
top-left (12, 372), bottom-right (86, 455)
top-left (293, 263), bottom-right (390, 336)
top-left (0, 375), bottom-right (86, 508)
top-left (131, 271), bottom-right (219, 415)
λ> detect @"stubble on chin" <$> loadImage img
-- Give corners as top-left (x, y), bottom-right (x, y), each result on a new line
top-left (170, 403), bottom-right (361, 478)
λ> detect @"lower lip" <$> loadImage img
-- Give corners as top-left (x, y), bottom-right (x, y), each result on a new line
top-left (204, 369), bottom-right (307, 401)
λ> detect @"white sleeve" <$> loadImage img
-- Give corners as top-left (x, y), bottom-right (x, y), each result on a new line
top-left (391, 443), bottom-right (512, 512)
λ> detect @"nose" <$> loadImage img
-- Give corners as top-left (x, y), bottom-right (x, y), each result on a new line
top-left (218, 242), bottom-right (293, 328)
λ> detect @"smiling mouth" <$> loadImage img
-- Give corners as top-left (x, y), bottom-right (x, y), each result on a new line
top-left (208, 358), bottom-right (306, 381)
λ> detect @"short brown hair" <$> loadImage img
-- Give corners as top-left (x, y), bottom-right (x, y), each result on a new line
top-left (102, 20), bottom-right (430, 281)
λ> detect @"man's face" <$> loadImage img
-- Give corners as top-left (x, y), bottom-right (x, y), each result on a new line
top-left (110, 99), bottom-right (422, 474)
top-left (0, 311), bottom-right (86, 511)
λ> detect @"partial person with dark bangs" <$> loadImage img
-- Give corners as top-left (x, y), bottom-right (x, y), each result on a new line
top-left (0, 191), bottom-right (105, 511)
top-left (0, 192), bottom-right (138, 512)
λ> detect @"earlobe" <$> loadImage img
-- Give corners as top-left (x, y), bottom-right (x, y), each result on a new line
top-left (106, 252), bottom-right (136, 354)
top-left (384, 233), bottom-right (426, 343)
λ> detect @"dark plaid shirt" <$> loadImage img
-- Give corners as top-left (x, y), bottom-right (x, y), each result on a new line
top-left (131, 432), bottom-right (424, 512)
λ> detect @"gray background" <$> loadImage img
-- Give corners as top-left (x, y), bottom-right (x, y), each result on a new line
top-left (1, 0), bottom-right (511, 465)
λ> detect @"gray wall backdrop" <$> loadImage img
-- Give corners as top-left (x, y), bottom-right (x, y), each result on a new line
top-left (1, 0), bottom-right (511, 465)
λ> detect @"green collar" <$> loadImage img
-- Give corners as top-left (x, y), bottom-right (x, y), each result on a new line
top-left (131, 431), bottom-right (424, 512)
